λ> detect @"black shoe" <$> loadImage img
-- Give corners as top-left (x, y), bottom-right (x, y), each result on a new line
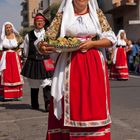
top-left (31, 105), bottom-right (39, 110)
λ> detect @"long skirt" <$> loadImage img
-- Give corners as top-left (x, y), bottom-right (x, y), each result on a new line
top-left (0, 51), bottom-right (23, 101)
top-left (110, 47), bottom-right (129, 80)
top-left (46, 49), bottom-right (111, 140)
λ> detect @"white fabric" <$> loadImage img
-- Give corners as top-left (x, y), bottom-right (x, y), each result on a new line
top-left (51, 53), bottom-right (68, 119)
top-left (22, 28), bottom-right (45, 57)
top-left (112, 48), bottom-right (118, 64)
top-left (0, 51), bottom-right (6, 74)
top-left (58, 0), bottom-right (101, 37)
top-left (0, 22), bottom-right (19, 40)
top-left (0, 22), bottom-right (19, 50)
top-left (2, 37), bottom-right (18, 49)
top-left (116, 29), bottom-right (127, 46)
top-left (27, 78), bottom-right (51, 88)
top-left (117, 29), bottom-right (126, 40)
top-left (117, 39), bottom-right (127, 46)
top-left (66, 13), bottom-right (97, 36)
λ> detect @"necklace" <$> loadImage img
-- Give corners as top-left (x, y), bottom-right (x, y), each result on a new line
top-left (74, 7), bottom-right (89, 16)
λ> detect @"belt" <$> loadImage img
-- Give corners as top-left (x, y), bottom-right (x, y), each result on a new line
top-left (117, 45), bottom-right (126, 48)
top-left (3, 47), bottom-right (17, 51)
top-left (77, 35), bottom-right (99, 41)
top-left (28, 55), bottom-right (49, 60)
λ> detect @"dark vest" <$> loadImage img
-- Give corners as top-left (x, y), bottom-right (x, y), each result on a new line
top-left (28, 30), bottom-right (48, 60)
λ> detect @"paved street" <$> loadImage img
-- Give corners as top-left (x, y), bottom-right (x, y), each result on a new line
top-left (110, 75), bottom-right (140, 140)
top-left (0, 76), bottom-right (140, 140)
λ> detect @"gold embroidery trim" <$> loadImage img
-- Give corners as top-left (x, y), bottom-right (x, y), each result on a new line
top-left (97, 9), bottom-right (112, 32)
top-left (46, 12), bottom-right (63, 40)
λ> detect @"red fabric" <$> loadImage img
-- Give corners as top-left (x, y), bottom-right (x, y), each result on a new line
top-left (3, 52), bottom-right (22, 83)
top-left (46, 98), bottom-right (111, 140)
top-left (43, 58), bottom-right (55, 71)
top-left (1, 85), bottom-right (22, 99)
top-left (46, 49), bottom-right (111, 140)
top-left (110, 47), bottom-right (129, 80)
top-left (0, 51), bottom-right (23, 100)
top-left (115, 48), bottom-right (128, 67)
top-left (70, 50), bottom-right (107, 121)
top-left (34, 15), bottom-right (45, 20)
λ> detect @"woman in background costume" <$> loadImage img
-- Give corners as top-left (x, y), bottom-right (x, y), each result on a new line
top-left (110, 29), bottom-right (129, 80)
top-left (0, 22), bottom-right (23, 101)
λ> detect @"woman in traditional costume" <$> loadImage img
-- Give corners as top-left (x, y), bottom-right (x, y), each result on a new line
top-left (110, 29), bottom-right (129, 80)
top-left (38, 0), bottom-right (116, 139)
top-left (0, 22), bottom-right (23, 101)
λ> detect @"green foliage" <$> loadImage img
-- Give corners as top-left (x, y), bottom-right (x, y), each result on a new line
top-left (19, 27), bottom-right (34, 38)
top-left (49, 2), bottom-right (61, 21)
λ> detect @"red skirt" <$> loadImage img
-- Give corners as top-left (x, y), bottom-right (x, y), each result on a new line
top-left (46, 49), bottom-right (111, 140)
top-left (0, 51), bottom-right (23, 100)
top-left (110, 47), bottom-right (129, 80)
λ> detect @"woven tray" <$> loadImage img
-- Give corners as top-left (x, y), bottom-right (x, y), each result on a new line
top-left (49, 45), bottom-right (80, 52)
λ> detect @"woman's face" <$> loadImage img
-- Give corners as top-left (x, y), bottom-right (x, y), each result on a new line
top-left (5, 24), bottom-right (13, 35)
top-left (120, 32), bottom-right (125, 39)
top-left (73, 0), bottom-right (89, 11)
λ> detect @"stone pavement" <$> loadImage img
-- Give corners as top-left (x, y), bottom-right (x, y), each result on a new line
top-left (0, 76), bottom-right (140, 140)
top-left (0, 79), bottom-right (48, 140)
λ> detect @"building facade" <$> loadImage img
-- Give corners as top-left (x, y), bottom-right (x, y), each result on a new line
top-left (21, 0), bottom-right (43, 28)
top-left (101, 0), bottom-right (140, 41)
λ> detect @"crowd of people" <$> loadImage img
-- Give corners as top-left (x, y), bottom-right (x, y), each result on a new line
top-left (0, 0), bottom-right (140, 140)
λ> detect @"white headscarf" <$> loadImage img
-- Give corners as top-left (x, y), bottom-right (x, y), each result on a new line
top-left (117, 29), bottom-right (126, 40)
top-left (116, 29), bottom-right (127, 46)
top-left (0, 22), bottom-right (19, 40)
top-left (58, 0), bottom-right (102, 37)
top-left (0, 22), bottom-right (19, 50)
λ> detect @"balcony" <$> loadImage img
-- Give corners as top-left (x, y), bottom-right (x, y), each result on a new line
top-left (113, 0), bottom-right (136, 7)
top-left (106, 0), bottom-right (137, 14)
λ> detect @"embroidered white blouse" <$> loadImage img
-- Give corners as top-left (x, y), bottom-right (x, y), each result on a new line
top-left (0, 37), bottom-right (18, 50)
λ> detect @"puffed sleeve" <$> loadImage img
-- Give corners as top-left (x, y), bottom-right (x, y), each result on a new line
top-left (97, 9), bottom-right (117, 45)
top-left (0, 38), bottom-right (3, 51)
top-left (21, 34), bottom-right (29, 57)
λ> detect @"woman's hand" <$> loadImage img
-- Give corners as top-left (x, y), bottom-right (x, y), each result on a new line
top-left (38, 41), bottom-right (56, 54)
top-left (79, 40), bottom-right (94, 53)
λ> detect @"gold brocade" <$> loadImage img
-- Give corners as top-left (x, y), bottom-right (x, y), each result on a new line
top-left (97, 9), bottom-right (112, 32)
top-left (46, 12), bottom-right (63, 40)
